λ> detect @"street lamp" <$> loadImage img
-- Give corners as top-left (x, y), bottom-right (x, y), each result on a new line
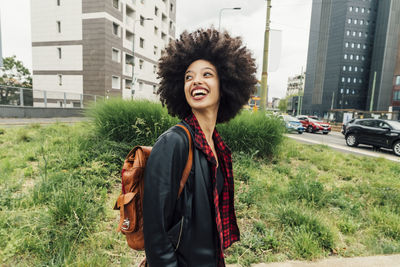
top-left (131, 17), bottom-right (153, 99)
top-left (218, 7), bottom-right (241, 32)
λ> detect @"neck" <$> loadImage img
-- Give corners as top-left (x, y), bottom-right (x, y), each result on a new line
top-left (192, 109), bottom-right (217, 143)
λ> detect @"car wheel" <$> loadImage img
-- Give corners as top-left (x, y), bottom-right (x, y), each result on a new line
top-left (393, 141), bottom-right (400, 157)
top-left (307, 126), bottom-right (313, 133)
top-left (323, 132), bottom-right (329, 135)
top-left (298, 131), bottom-right (303, 134)
top-left (346, 134), bottom-right (358, 147)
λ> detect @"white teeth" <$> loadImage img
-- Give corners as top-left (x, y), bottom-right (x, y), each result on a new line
top-left (192, 89), bottom-right (208, 97)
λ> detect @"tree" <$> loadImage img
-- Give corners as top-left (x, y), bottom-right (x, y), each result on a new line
top-left (0, 55), bottom-right (32, 87)
top-left (0, 56), bottom-right (33, 105)
top-left (278, 97), bottom-right (288, 112)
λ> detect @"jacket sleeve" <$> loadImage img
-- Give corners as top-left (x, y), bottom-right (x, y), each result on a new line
top-left (143, 129), bottom-right (188, 267)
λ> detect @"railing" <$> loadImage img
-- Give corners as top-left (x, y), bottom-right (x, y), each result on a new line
top-left (0, 85), bottom-right (104, 108)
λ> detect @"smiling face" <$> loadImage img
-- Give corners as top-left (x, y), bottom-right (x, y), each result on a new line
top-left (184, 59), bottom-right (220, 115)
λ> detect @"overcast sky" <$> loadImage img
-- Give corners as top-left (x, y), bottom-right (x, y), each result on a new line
top-left (0, 0), bottom-right (312, 100)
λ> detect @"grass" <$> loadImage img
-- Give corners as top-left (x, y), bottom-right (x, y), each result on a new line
top-left (1, 114), bottom-right (399, 266)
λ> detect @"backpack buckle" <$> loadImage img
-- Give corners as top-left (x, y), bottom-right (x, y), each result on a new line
top-left (122, 218), bottom-right (130, 231)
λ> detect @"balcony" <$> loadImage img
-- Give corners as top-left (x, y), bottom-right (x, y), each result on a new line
top-left (125, 16), bottom-right (134, 29)
top-left (124, 64), bottom-right (133, 77)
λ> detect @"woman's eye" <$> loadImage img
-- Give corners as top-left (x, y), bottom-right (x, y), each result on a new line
top-left (204, 72), bottom-right (212, 77)
top-left (185, 75), bottom-right (192, 81)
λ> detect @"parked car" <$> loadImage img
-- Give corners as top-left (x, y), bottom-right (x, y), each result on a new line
top-left (344, 118), bottom-right (400, 156)
top-left (297, 116), bottom-right (331, 134)
top-left (341, 119), bottom-right (355, 135)
top-left (280, 115), bottom-right (305, 134)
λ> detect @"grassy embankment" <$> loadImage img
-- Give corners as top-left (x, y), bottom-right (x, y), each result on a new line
top-left (0, 100), bottom-right (399, 266)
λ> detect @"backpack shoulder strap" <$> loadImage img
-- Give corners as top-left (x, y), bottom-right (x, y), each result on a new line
top-left (176, 124), bottom-right (193, 197)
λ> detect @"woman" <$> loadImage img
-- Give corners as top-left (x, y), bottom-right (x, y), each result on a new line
top-left (143, 28), bottom-right (257, 267)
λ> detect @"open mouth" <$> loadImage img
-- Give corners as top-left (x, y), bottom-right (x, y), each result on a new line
top-left (191, 87), bottom-right (209, 98)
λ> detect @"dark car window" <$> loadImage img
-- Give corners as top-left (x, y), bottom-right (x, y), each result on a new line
top-left (358, 120), bottom-right (378, 127)
top-left (377, 121), bottom-right (391, 129)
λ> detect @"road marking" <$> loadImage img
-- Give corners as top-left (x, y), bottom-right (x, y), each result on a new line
top-left (286, 134), bottom-right (400, 163)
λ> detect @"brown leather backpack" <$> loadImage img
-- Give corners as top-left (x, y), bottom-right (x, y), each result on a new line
top-left (114, 124), bottom-right (193, 250)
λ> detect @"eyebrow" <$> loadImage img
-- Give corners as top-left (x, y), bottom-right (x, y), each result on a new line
top-left (185, 67), bottom-right (216, 75)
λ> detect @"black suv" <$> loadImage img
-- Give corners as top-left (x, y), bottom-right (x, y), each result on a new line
top-left (344, 119), bottom-right (400, 156)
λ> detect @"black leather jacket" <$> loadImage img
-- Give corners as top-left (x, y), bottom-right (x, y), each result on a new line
top-left (143, 122), bottom-right (218, 267)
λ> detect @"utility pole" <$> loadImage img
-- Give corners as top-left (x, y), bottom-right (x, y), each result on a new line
top-left (369, 71), bottom-right (377, 112)
top-left (259, 0), bottom-right (271, 110)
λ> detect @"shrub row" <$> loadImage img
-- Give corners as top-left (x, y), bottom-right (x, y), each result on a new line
top-left (88, 99), bottom-right (285, 158)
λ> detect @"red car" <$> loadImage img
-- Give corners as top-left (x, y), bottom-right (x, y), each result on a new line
top-left (296, 116), bottom-right (331, 134)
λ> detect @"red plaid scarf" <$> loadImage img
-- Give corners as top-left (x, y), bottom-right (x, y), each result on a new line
top-left (184, 113), bottom-right (240, 266)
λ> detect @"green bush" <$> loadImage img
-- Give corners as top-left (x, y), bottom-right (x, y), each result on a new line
top-left (217, 111), bottom-right (285, 158)
top-left (86, 98), bottom-right (178, 145)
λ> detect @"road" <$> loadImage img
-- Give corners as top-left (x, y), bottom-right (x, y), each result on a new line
top-left (286, 131), bottom-right (400, 163)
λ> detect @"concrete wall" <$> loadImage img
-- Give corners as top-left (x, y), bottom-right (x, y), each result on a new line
top-left (0, 106), bottom-right (84, 118)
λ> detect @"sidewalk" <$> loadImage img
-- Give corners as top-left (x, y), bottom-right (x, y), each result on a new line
top-left (228, 254), bottom-right (400, 267)
top-left (0, 117), bottom-right (89, 126)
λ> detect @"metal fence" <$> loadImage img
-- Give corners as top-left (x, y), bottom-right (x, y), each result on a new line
top-left (0, 85), bottom-right (104, 108)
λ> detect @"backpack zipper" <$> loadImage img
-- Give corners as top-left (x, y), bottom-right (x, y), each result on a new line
top-left (174, 216), bottom-right (184, 251)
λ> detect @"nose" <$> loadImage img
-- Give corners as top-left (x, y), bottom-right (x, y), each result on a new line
top-left (193, 74), bottom-right (202, 85)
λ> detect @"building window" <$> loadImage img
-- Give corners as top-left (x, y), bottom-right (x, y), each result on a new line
top-left (112, 22), bottom-right (120, 36)
top-left (361, 7), bottom-right (365, 13)
top-left (349, 6), bottom-right (353, 12)
top-left (347, 18), bottom-right (352, 24)
top-left (352, 90), bottom-right (355, 95)
top-left (357, 43), bottom-right (361, 49)
top-left (140, 38), bottom-right (144, 48)
top-left (354, 19), bottom-right (358, 24)
top-left (346, 89), bottom-right (350, 94)
top-left (112, 76), bottom-right (120, 89)
top-left (365, 32), bottom-right (368, 37)
top-left (352, 31), bottom-right (356, 37)
top-left (342, 77), bottom-right (345, 82)
top-left (353, 78), bottom-right (357, 83)
top-left (359, 78), bottom-right (362, 83)
top-left (113, 0), bottom-right (119, 10)
top-left (346, 30), bottom-right (350, 36)
top-left (360, 19), bottom-right (364, 25)
top-left (139, 59), bottom-right (144, 70)
top-left (366, 20), bottom-right (369, 25)
top-left (154, 26), bottom-right (159, 35)
top-left (153, 85), bottom-right (157, 94)
top-left (112, 48), bottom-right (120, 62)
top-left (155, 6), bottom-right (159, 16)
top-left (358, 31), bottom-right (362, 37)
top-left (58, 74), bottom-right (62, 86)
top-left (57, 0), bottom-right (61, 6)
top-left (170, 3), bottom-right (174, 12)
top-left (161, 32), bottom-right (167, 41)
top-left (162, 13), bottom-right (167, 22)
top-left (368, 8), bottom-right (371, 13)
top-left (169, 21), bottom-right (173, 30)
top-left (344, 54), bottom-right (348, 59)
top-left (363, 44), bottom-right (367, 49)
top-left (361, 68), bottom-right (364, 72)
top-left (345, 42), bottom-right (349, 48)
top-left (394, 91), bottom-right (400, 101)
top-left (140, 16), bottom-right (145, 26)
top-left (57, 47), bottom-right (62, 59)
top-left (347, 78), bottom-right (351, 83)
top-left (343, 66), bottom-right (346, 71)
top-left (395, 76), bottom-right (400, 85)
top-left (349, 66), bottom-right (352, 71)
top-left (356, 55), bottom-right (359, 60)
top-left (153, 65), bottom-right (157, 74)
top-left (351, 43), bottom-right (355, 48)
top-left (340, 88), bottom-right (344, 94)
top-left (350, 54), bottom-right (353, 60)
top-left (153, 45), bottom-right (157, 55)
top-left (355, 7), bottom-right (359, 12)
top-left (139, 81), bottom-right (143, 91)
top-left (355, 66), bottom-right (358, 72)
top-left (57, 21), bottom-right (61, 33)
top-left (361, 56), bottom-right (365, 61)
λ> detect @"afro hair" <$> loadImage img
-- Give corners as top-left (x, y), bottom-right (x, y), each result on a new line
top-left (157, 28), bottom-right (258, 123)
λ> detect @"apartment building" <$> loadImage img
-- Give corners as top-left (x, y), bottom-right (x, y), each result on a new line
top-left (286, 71), bottom-right (305, 97)
top-left (302, 0), bottom-right (400, 118)
top-left (31, 0), bottom-right (176, 107)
